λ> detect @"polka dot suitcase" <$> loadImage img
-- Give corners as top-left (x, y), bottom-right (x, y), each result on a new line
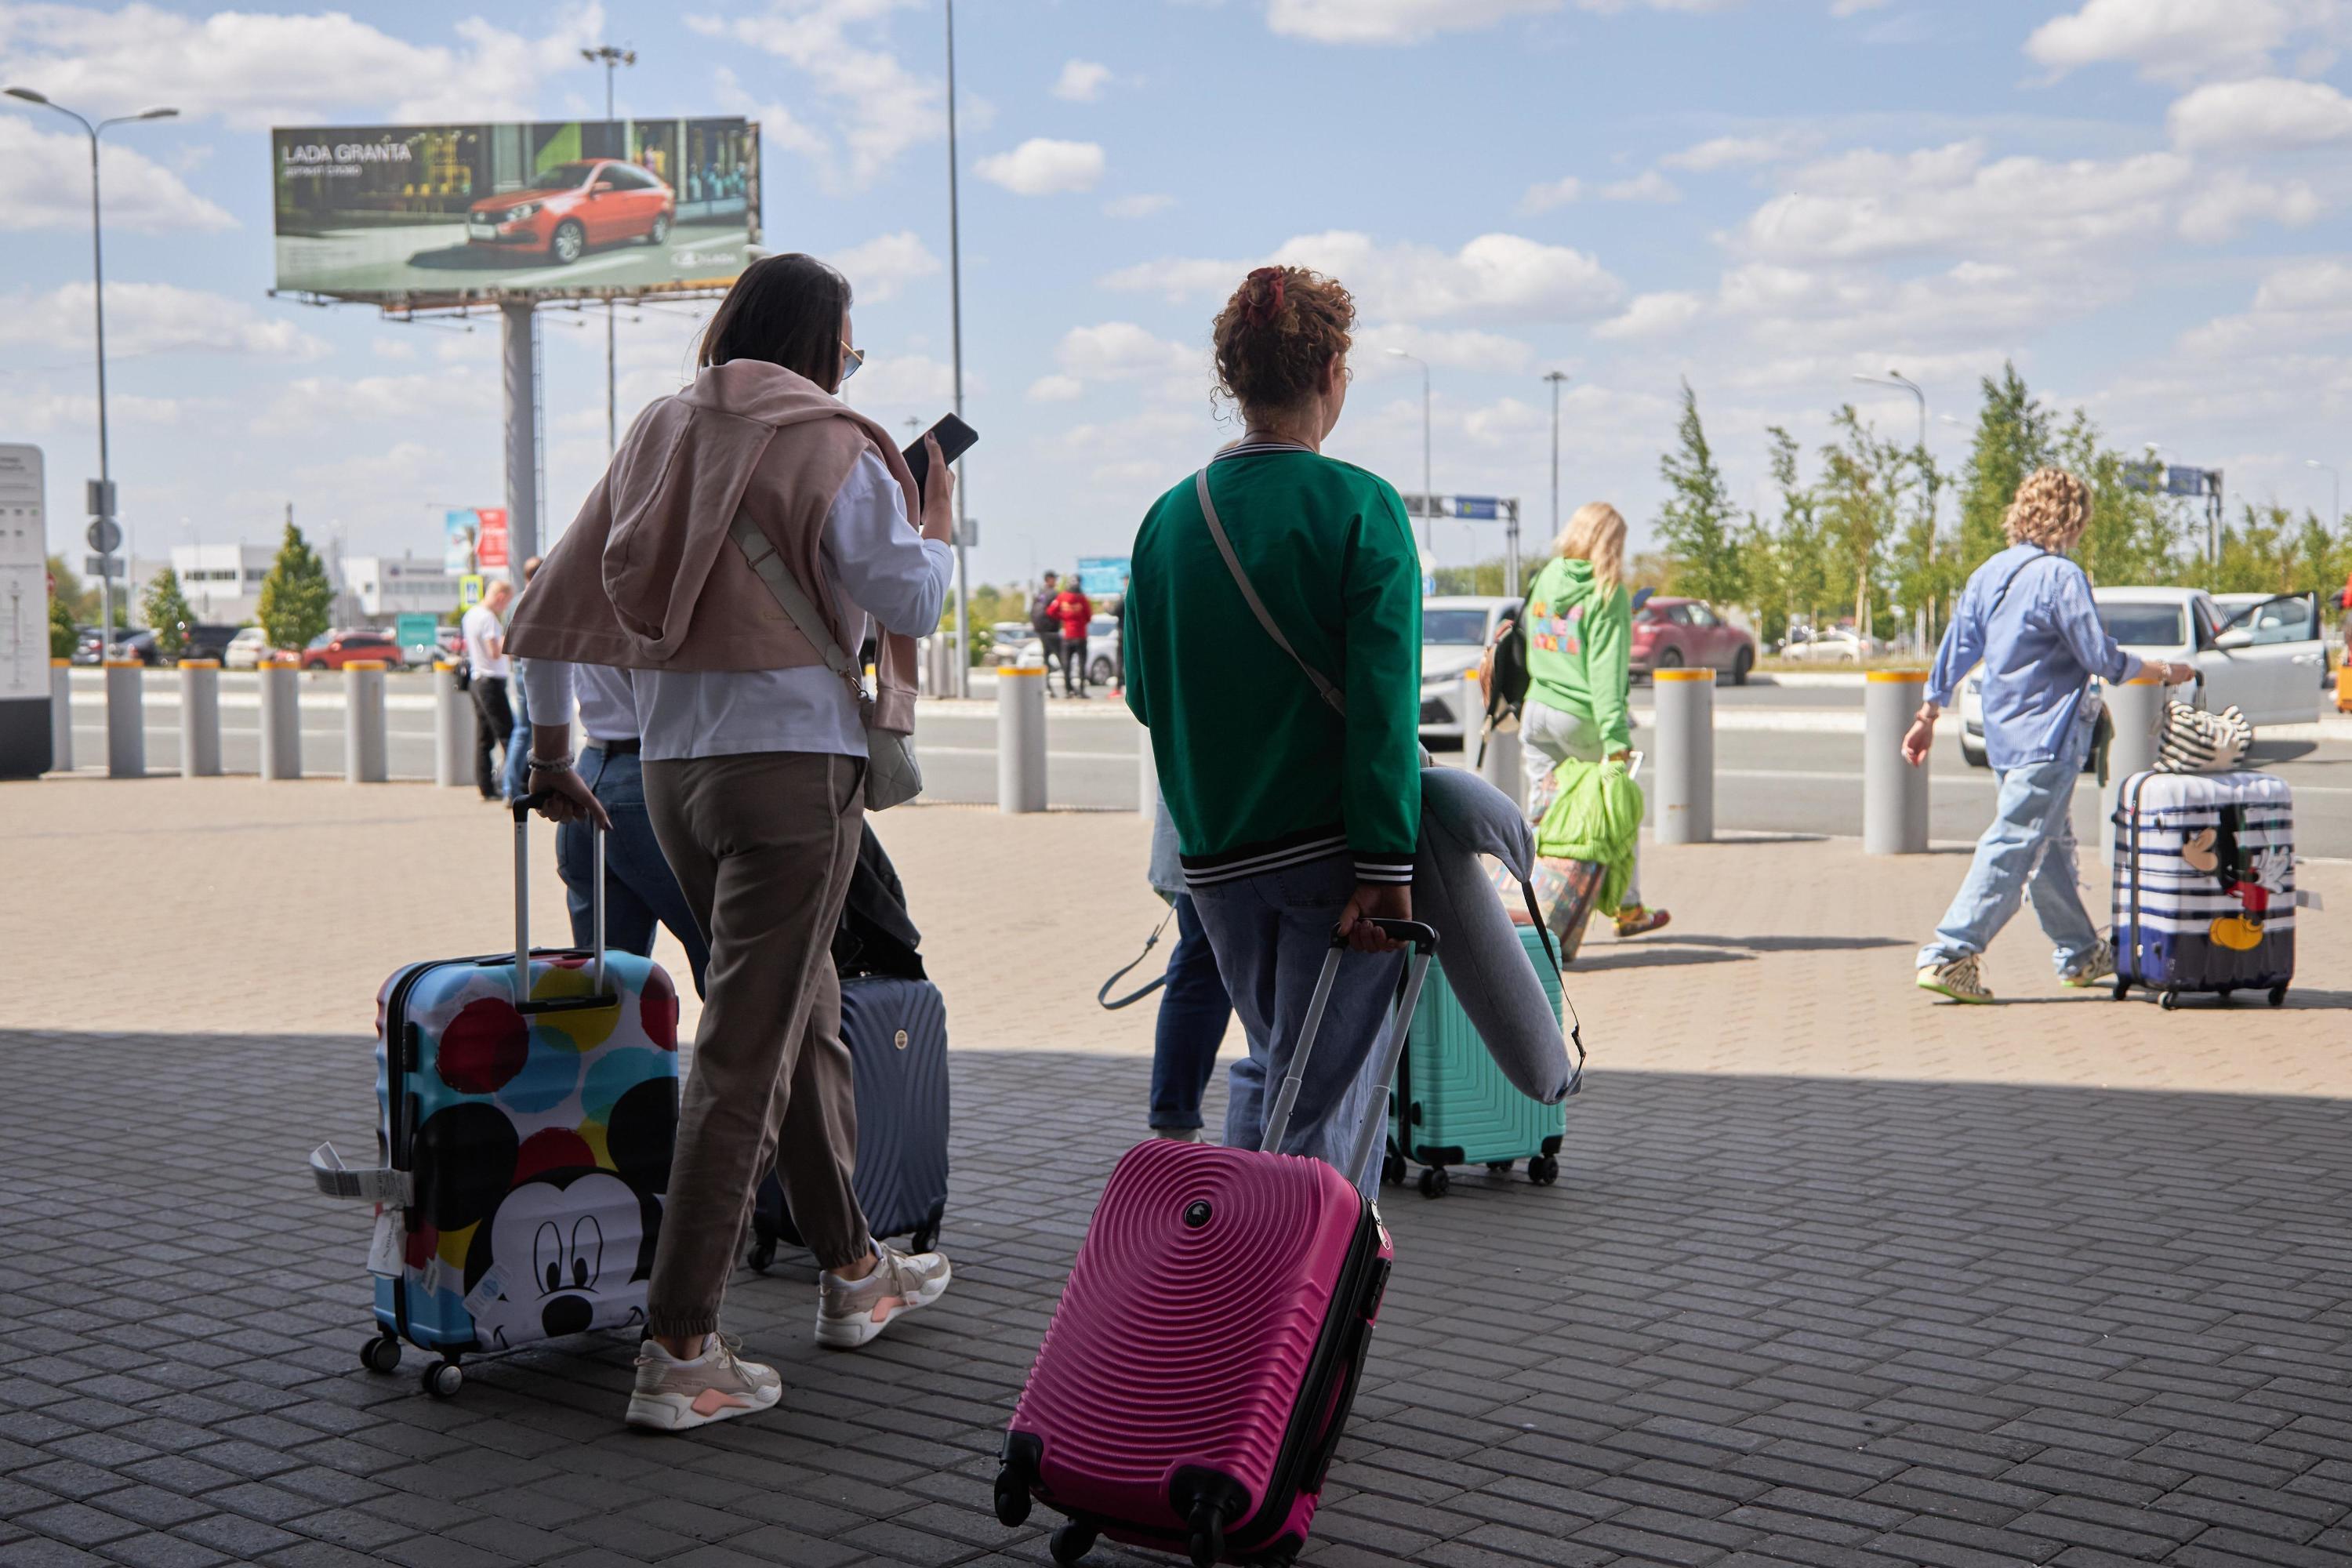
top-left (310, 796), bottom-right (679, 1398)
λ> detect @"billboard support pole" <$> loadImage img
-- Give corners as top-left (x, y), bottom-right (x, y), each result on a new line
top-left (946, 0), bottom-right (971, 700)
top-left (501, 302), bottom-right (539, 587)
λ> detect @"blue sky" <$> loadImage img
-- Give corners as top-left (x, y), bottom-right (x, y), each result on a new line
top-left (5, 0), bottom-right (2350, 588)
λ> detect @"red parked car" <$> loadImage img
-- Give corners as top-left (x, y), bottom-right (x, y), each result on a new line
top-left (1631, 597), bottom-right (1755, 684)
top-left (465, 159), bottom-right (674, 267)
top-left (301, 630), bottom-right (402, 670)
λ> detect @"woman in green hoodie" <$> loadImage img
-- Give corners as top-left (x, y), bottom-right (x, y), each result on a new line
top-left (1519, 502), bottom-right (1669, 937)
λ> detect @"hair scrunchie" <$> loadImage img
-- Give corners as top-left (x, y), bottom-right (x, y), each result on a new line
top-left (1243, 266), bottom-right (1286, 326)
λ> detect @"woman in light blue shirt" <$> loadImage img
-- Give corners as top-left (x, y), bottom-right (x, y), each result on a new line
top-left (1904, 469), bottom-right (2193, 1004)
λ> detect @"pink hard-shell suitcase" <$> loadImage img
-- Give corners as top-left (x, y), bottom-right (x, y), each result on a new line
top-left (996, 920), bottom-right (1438, 1567)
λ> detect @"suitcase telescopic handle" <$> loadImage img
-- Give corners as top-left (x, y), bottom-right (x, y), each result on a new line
top-left (510, 791), bottom-right (606, 1004)
top-left (1261, 920), bottom-right (1439, 1170)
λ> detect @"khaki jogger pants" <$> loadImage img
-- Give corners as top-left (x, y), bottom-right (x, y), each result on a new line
top-left (641, 750), bottom-right (873, 1340)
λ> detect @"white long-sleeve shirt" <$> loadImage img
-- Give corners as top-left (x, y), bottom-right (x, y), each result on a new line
top-left (517, 659), bottom-right (638, 744)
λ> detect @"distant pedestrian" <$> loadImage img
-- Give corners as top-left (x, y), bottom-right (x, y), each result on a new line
top-left (1907, 468), bottom-right (2194, 1003)
top-left (461, 578), bottom-right (514, 801)
top-left (1029, 572), bottom-right (1063, 688)
top-left (1517, 503), bottom-right (1669, 938)
top-left (1050, 579), bottom-right (1094, 696)
top-left (499, 555), bottom-right (543, 801)
top-left (1125, 263), bottom-right (1421, 1197)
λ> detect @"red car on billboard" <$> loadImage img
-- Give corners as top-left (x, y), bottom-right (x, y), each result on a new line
top-left (465, 159), bottom-right (674, 266)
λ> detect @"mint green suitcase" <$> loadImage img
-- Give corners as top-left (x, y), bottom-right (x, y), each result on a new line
top-left (1385, 925), bottom-right (1568, 1198)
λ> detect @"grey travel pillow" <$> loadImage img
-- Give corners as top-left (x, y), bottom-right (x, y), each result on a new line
top-left (1414, 767), bottom-right (1581, 1105)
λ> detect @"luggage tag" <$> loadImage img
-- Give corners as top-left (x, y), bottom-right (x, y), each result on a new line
top-left (365, 1210), bottom-right (403, 1279)
top-left (461, 1265), bottom-right (507, 1319)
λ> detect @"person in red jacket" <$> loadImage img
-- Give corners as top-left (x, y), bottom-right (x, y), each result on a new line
top-left (1050, 582), bottom-right (1094, 696)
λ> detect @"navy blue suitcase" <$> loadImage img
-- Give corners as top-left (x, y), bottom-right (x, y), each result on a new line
top-left (748, 974), bottom-right (949, 1266)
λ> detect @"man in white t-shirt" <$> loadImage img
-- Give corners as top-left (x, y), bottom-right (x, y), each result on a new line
top-left (461, 579), bottom-right (514, 800)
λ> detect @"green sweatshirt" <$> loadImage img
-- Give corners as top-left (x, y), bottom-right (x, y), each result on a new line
top-left (1124, 445), bottom-right (1422, 888)
top-left (1522, 557), bottom-right (1633, 754)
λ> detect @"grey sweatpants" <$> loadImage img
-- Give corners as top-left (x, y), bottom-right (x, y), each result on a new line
top-left (1519, 699), bottom-right (1642, 907)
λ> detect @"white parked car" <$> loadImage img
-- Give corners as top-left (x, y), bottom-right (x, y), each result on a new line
top-left (1018, 615), bottom-right (1123, 686)
top-left (1957, 586), bottom-right (2328, 767)
top-left (223, 626), bottom-right (270, 670)
top-left (1778, 626), bottom-right (1882, 663)
top-left (1414, 595), bottom-right (1519, 748)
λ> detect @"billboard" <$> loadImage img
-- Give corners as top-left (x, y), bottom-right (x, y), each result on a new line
top-left (443, 508), bottom-right (506, 573)
top-left (272, 118), bottom-right (760, 305)
top-left (1077, 557), bottom-right (1130, 597)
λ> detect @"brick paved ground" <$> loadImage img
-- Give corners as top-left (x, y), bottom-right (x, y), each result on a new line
top-left (4, 779), bottom-right (2350, 1567)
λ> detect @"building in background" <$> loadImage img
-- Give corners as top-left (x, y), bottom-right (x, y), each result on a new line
top-left (344, 554), bottom-right (459, 622)
top-left (169, 544), bottom-right (279, 624)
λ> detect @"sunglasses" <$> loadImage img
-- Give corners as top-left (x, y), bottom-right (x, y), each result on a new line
top-left (840, 341), bottom-right (866, 383)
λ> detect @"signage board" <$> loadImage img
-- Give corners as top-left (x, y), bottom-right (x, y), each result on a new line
top-left (1454, 496), bottom-right (1501, 520)
top-left (459, 574), bottom-right (485, 608)
top-left (0, 445), bottom-right (50, 777)
top-left (1076, 556), bottom-right (1130, 597)
top-left (396, 612), bottom-right (441, 662)
top-left (271, 118), bottom-right (761, 307)
top-left (474, 507), bottom-right (510, 570)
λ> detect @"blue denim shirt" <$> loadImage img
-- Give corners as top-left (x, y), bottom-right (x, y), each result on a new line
top-left (1929, 543), bottom-right (2145, 772)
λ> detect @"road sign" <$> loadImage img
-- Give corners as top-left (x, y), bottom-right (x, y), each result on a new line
top-left (86, 517), bottom-right (122, 554)
top-left (396, 612), bottom-right (439, 657)
top-left (85, 478), bottom-right (115, 520)
top-left (1454, 496), bottom-right (1501, 520)
top-left (459, 574), bottom-right (485, 608)
top-left (85, 554), bottom-right (121, 579)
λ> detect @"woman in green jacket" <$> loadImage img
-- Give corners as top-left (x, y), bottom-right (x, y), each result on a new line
top-left (1519, 502), bottom-right (1669, 937)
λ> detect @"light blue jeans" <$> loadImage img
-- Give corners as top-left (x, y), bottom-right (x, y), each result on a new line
top-left (1918, 723), bottom-right (2099, 975)
top-left (1189, 854), bottom-right (1405, 1200)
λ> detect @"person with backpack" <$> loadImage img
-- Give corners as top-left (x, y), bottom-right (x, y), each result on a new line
top-left (1123, 264), bottom-right (1421, 1196)
top-left (1515, 503), bottom-right (1669, 938)
top-left (1029, 572), bottom-right (1064, 688)
top-left (1904, 468), bottom-right (2194, 1003)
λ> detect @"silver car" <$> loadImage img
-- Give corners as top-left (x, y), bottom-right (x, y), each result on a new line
top-left (1415, 595), bottom-right (1519, 748)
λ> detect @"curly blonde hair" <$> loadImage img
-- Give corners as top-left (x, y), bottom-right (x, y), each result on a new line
top-left (2005, 468), bottom-right (2093, 550)
top-left (1554, 503), bottom-right (1628, 599)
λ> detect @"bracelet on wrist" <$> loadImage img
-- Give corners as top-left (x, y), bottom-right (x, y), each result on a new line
top-left (528, 753), bottom-right (575, 775)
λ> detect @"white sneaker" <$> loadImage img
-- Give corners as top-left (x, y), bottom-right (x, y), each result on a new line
top-left (1917, 953), bottom-right (1994, 1004)
top-left (815, 1242), bottom-right (953, 1349)
top-left (624, 1334), bottom-right (782, 1432)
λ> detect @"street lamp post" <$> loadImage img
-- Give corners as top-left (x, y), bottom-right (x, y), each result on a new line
top-left (1542, 371), bottom-right (1569, 546)
top-left (1388, 348), bottom-right (1433, 557)
top-left (5, 87), bottom-right (177, 659)
top-left (945, 0), bottom-right (972, 698)
top-left (581, 45), bottom-right (636, 459)
top-left (1852, 368), bottom-right (1926, 451)
top-left (2307, 459), bottom-right (2339, 531)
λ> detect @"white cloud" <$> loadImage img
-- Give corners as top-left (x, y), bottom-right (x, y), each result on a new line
top-left (2024, 0), bottom-right (2336, 85)
top-left (1027, 374), bottom-right (1085, 403)
top-left (1265, 0), bottom-right (1560, 44)
top-left (1829, 0), bottom-right (1888, 14)
top-left (975, 138), bottom-right (1106, 196)
top-left (1053, 59), bottom-right (1117, 102)
top-left (841, 353), bottom-right (962, 412)
top-left (254, 368), bottom-right (495, 434)
top-left (1519, 176), bottom-right (1581, 213)
top-left (0, 1), bottom-right (606, 127)
top-left (2176, 170), bottom-right (2321, 242)
top-left (0, 282), bottom-right (327, 359)
top-left (691, 0), bottom-right (940, 192)
top-left (1593, 292), bottom-right (1706, 339)
top-left (2180, 260), bottom-right (2352, 358)
top-left (1354, 324), bottom-right (1535, 372)
top-left (1105, 193), bottom-right (1176, 219)
top-left (0, 118), bottom-right (232, 233)
top-left (1053, 322), bottom-right (1199, 383)
top-left (1102, 231), bottom-right (1623, 323)
top-left (828, 231), bottom-right (943, 303)
top-left (1599, 170), bottom-right (1682, 203)
top-left (2168, 77), bottom-right (2352, 151)
top-left (1660, 133), bottom-right (1795, 172)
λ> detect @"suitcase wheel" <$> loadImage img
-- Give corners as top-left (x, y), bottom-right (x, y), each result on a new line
top-left (2160, 989), bottom-right (2180, 1011)
top-left (909, 1225), bottom-right (938, 1255)
top-left (1049, 1522), bottom-right (1098, 1566)
top-left (1187, 1501), bottom-right (1226, 1568)
top-left (1417, 1167), bottom-right (1450, 1200)
top-left (2111, 976), bottom-right (2129, 1001)
top-left (1528, 1154), bottom-right (1560, 1186)
top-left (1485, 1160), bottom-right (1513, 1175)
top-left (746, 1237), bottom-right (776, 1274)
top-left (2269, 985), bottom-right (2288, 1008)
top-left (991, 1468), bottom-right (1031, 1528)
top-left (359, 1334), bottom-right (401, 1375)
top-left (422, 1360), bottom-right (463, 1399)
top-left (1381, 1149), bottom-right (1406, 1187)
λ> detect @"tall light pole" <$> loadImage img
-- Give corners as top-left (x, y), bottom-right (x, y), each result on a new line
top-left (1853, 368), bottom-right (1926, 451)
top-left (2307, 459), bottom-right (2339, 530)
top-left (581, 45), bottom-right (635, 459)
top-left (945, 0), bottom-right (971, 697)
top-left (1388, 347), bottom-right (1433, 557)
top-left (6, 88), bottom-right (177, 655)
top-left (1542, 371), bottom-right (1569, 545)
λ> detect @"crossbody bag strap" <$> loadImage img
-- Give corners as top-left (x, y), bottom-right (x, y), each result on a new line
top-left (728, 513), bottom-right (869, 710)
top-left (1194, 468), bottom-right (1348, 717)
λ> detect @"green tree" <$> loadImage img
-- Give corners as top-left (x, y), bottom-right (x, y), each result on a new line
top-left (1653, 379), bottom-right (1746, 608)
top-left (1956, 362), bottom-right (2053, 570)
top-left (1753, 426), bottom-right (1834, 641)
top-left (256, 522), bottom-right (333, 652)
top-left (2214, 503), bottom-right (2350, 596)
top-left (142, 566), bottom-right (196, 661)
top-left (2052, 412), bottom-right (2185, 586)
top-left (45, 555), bottom-right (95, 622)
top-left (1816, 406), bottom-right (1913, 637)
top-left (49, 591), bottom-right (77, 659)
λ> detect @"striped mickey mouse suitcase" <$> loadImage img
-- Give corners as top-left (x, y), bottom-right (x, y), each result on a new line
top-left (2111, 769), bottom-right (2297, 1009)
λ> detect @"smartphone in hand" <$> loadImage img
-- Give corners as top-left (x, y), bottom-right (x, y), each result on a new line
top-left (902, 413), bottom-right (978, 496)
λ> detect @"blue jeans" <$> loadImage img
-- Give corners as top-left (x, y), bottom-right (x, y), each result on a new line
top-left (1148, 894), bottom-right (1234, 1133)
top-left (1918, 725), bottom-right (2099, 976)
top-left (1190, 855), bottom-right (1405, 1200)
top-left (556, 746), bottom-right (712, 998)
top-left (500, 668), bottom-right (532, 801)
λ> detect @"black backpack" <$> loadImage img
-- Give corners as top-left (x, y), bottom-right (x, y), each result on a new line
top-left (1483, 598), bottom-right (1530, 721)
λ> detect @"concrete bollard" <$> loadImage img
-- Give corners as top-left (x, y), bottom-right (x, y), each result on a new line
top-left (49, 659), bottom-right (71, 773)
top-left (343, 660), bottom-right (389, 783)
top-left (1864, 670), bottom-right (1930, 855)
top-left (259, 659), bottom-right (302, 781)
top-left (1138, 726), bottom-right (1159, 818)
top-left (434, 663), bottom-right (473, 788)
top-left (1651, 667), bottom-right (1715, 845)
top-left (1471, 670), bottom-right (1525, 803)
top-left (104, 659), bottom-right (145, 779)
top-left (179, 659), bottom-right (223, 778)
top-left (996, 665), bottom-right (1048, 814)
top-left (2099, 675), bottom-right (2165, 862)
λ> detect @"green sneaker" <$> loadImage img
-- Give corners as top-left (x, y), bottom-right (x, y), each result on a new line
top-left (2060, 938), bottom-right (2115, 988)
top-left (1917, 953), bottom-right (1994, 1004)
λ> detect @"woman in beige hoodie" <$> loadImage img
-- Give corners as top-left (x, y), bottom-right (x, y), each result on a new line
top-left (507, 254), bottom-right (956, 1432)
